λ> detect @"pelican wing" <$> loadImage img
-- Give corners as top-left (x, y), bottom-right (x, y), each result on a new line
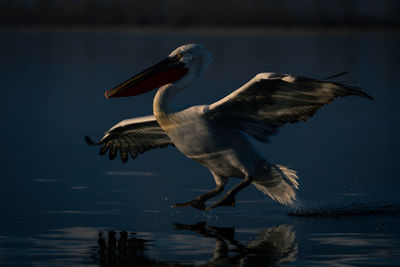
top-left (206, 72), bottom-right (372, 142)
top-left (85, 115), bottom-right (174, 163)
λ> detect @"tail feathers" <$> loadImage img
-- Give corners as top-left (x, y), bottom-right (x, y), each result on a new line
top-left (253, 164), bottom-right (299, 206)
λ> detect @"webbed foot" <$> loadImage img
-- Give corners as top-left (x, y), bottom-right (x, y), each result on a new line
top-left (206, 196), bottom-right (236, 210)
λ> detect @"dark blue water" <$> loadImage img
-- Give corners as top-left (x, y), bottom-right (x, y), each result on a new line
top-left (0, 28), bottom-right (399, 266)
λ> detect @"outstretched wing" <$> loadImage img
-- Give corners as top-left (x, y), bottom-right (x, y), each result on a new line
top-left (85, 115), bottom-right (174, 163)
top-left (205, 72), bottom-right (373, 142)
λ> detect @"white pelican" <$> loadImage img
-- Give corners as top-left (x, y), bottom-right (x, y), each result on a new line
top-left (86, 44), bottom-right (372, 210)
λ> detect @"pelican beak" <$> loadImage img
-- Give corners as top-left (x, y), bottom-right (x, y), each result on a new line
top-left (105, 55), bottom-right (188, 98)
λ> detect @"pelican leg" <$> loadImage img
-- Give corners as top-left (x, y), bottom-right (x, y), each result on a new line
top-left (206, 175), bottom-right (253, 210)
top-left (171, 173), bottom-right (226, 210)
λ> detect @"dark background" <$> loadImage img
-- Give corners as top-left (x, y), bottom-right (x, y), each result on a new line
top-left (1, 0), bottom-right (399, 28)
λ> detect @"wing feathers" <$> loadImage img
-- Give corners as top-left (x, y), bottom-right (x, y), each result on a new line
top-left (85, 115), bottom-right (174, 163)
top-left (322, 71), bottom-right (349, 80)
top-left (206, 72), bottom-right (372, 142)
top-left (99, 143), bottom-right (108, 155)
top-left (331, 81), bottom-right (373, 100)
top-left (109, 142), bottom-right (117, 160)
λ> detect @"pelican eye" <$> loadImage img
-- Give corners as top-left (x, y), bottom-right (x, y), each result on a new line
top-left (176, 53), bottom-right (183, 59)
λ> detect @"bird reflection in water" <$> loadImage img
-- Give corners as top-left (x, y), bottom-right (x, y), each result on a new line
top-left (95, 230), bottom-right (157, 266)
top-left (174, 222), bottom-right (297, 265)
top-left (93, 222), bottom-right (297, 266)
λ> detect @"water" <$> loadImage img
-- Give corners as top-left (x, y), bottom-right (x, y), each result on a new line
top-left (0, 28), bottom-right (399, 266)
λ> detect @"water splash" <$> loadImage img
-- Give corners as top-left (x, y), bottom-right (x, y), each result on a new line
top-left (288, 199), bottom-right (400, 217)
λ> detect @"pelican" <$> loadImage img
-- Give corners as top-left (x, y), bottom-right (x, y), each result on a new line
top-left (86, 44), bottom-right (373, 210)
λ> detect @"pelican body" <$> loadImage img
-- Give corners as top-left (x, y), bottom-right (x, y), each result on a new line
top-left (86, 44), bottom-right (372, 210)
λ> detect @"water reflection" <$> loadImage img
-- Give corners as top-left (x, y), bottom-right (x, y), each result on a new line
top-left (1, 218), bottom-right (400, 266)
top-left (95, 231), bottom-right (156, 266)
top-left (307, 232), bottom-right (400, 266)
top-left (174, 222), bottom-right (297, 266)
top-left (93, 222), bottom-right (297, 266)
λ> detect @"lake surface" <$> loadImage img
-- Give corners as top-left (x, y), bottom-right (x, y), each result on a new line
top-left (0, 28), bottom-right (399, 266)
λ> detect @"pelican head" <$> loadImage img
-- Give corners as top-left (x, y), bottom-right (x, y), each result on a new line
top-left (105, 44), bottom-right (212, 98)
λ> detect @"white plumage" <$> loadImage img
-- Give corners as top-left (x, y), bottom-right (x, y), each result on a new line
top-left (86, 44), bottom-right (372, 210)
